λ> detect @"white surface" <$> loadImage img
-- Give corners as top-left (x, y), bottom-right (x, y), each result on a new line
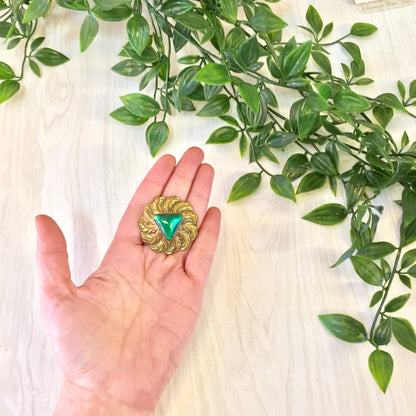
top-left (1, 1), bottom-right (416, 415)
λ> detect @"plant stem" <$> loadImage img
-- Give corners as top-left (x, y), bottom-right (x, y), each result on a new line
top-left (16, 20), bottom-right (37, 81)
top-left (369, 246), bottom-right (402, 343)
top-left (319, 33), bottom-right (350, 46)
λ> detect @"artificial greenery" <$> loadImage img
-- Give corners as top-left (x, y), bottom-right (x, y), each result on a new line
top-left (2, 0), bottom-right (416, 393)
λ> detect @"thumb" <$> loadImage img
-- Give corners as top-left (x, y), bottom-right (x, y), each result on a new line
top-left (35, 215), bottom-right (73, 299)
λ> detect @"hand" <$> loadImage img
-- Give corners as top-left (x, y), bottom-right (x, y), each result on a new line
top-left (36, 147), bottom-right (221, 416)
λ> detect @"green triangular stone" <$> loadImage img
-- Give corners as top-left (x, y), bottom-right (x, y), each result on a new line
top-left (154, 214), bottom-right (183, 240)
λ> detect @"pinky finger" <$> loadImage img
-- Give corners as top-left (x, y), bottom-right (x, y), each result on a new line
top-left (185, 207), bottom-right (221, 286)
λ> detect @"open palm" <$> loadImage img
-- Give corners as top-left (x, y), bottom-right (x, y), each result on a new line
top-left (36, 148), bottom-right (221, 413)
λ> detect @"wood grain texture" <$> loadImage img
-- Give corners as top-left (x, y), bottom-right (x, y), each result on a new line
top-left (1, 1), bottom-right (416, 415)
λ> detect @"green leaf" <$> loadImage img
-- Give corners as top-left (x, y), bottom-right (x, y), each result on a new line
top-left (160, 0), bottom-right (195, 17)
top-left (370, 290), bottom-right (383, 308)
top-left (402, 218), bottom-right (416, 247)
top-left (197, 94), bottom-right (230, 117)
top-left (0, 22), bottom-right (18, 38)
top-left (239, 134), bottom-right (247, 157)
top-left (306, 5), bottom-right (322, 34)
top-left (331, 245), bottom-right (355, 268)
top-left (29, 59), bottom-right (41, 77)
top-left (80, 13), bottom-right (99, 52)
top-left (93, 0), bottom-right (127, 10)
top-left (56, 0), bottom-right (88, 10)
top-left (267, 132), bottom-right (297, 149)
top-left (306, 91), bottom-right (329, 112)
top-left (401, 131), bottom-right (409, 148)
top-left (175, 12), bottom-right (210, 31)
top-left (30, 37), bottom-right (45, 51)
top-left (92, 5), bottom-right (132, 21)
top-left (283, 41), bottom-right (312, 79)
top-left (23, 0), bottom-right (49, 23)
top-left (296, 172), bottom-right (326, 194)
top-left (310, 152), bottom-right (337, 176)
top-left (206, 126), bottom-right (238, 144)
top-left (218, 115), bottom-right (238, 127)
top-left (408, 265), bottom-right (416, 278)
top-left (391, 317), bottom-right (416, 353)
top-left (109, 106), bottom-right (148, 126)
top-left (368, 350), bottom-right (393, 393)
top-left (311, 51), bottom-right (331, 74)
top-left (177, 66), bottom-right (200, 97)
top-left (127, 16), bottom-right (150, 56)
top-left (356, 242), bottom-right (396, 260)
top-left (350, 22), bottom-right (378, 37)
top-left (373, 317), bottom-right (392, 345)
top-left (228, 172), bottom-right (261, 202)
top-left (376, 92), bottom-right (406, 111)
top-left (296, 100), bottom-right (319, 139)
top-left (402, 188), bottom-right (416, 228)
top-left (221, 0), bottom-right (238, 23)
top-left (321, 22), bottom-right (333, 38)
top-left (34, 48), bottom-right (69, 66)
top-left (384, 294), bottom-right (411, 313)
top-left (398, 80), bottom-right (406, 101)
top-left (0, 62), bottom-right (15, 80)
top-left (401, 249), bottom-right (416, 269)
top-left (319, 314), bottom-right (368, 343)
top-left (350, 256), bottom-right (384, 286)
top-left (238, 82), bottom-right (259, 114)
top-left (194, 63), bottom-right (230, 85)
top-left (146, 121), bottom-right (169, 157)
top-left (250, 9), bottom-right (288, 32)
top-left (239, 36), bottom-right (260, 67)
top-left (0, 80), bottom-right (20, 104)
top-left (282, 153), bottom-right (308, 181)
top-left (302, 203), bottom-right (348, 226)
top-left (372, 105), bottom-right (393, 128)
top-left (270, 175), bottom-right (296, 202)
top-left (399, 274), bottom-right (412, 289)
top-left (334, 89), bottom-right (371, 113)
top-left (120, 93), bottom-right (160, 118)
top-left (177, 55), bottom-right (201, 64)
top-left (409, 79), bottom-right (416, 99)
top-left (111, 59), bottom-right (145, 77)
top-left (341, 42), bottom-right (362, 62)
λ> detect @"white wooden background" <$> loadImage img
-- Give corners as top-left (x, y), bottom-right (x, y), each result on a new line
top-left (2, 1), bottom-right (416, 414)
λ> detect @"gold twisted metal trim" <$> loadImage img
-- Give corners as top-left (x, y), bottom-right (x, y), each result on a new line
top-left (139, 196), bottom-right (198, 254)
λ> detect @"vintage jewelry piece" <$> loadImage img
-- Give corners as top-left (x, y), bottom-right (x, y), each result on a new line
top-left (139, 196), bottom-right (198, 254)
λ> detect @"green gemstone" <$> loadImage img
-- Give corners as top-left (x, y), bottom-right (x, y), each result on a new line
top-left (154, 214), bottom-right (183, 240)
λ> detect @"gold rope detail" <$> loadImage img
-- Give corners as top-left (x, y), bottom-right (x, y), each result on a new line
top-left (139, 196), bottom-right (198, 254)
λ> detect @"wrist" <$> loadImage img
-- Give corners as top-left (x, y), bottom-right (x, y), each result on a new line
top-left (54, 380), bottom-right (154, 416)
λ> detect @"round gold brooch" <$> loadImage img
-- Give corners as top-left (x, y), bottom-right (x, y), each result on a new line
top-left (139, 196), bottom-right (198, 254)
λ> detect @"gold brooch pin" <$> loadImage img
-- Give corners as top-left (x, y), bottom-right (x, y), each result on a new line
top-left (139, 196), bottom-right (198, 254)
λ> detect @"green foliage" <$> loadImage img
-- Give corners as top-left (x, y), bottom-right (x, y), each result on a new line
top-left (80, 13), bottom-right (99, 52)
top-left (228, 172), bottom-right (261, 202)
top-left (368, 350), bottom-right (393, 393)
top-left (3, 0), bottom-right (416, 394)
top-left (319, 314), bottom-right (368, 343)
top-left (302, 203), bottom-right (348, 226)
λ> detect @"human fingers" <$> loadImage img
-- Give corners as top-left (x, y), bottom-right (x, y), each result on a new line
top-left (186, 163), bottom-right (215, 224)
top-left (184, 207), bottom-right (221, 285)
top-left (112, 154), bottom-right (176, 243)
top-left (35, 215), bottom-right (73, 299)
top-left (162, 147), bottom-right (204, 200)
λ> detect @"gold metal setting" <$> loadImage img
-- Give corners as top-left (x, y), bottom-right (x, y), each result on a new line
top-left (139, 196), bottom-right (198, 254)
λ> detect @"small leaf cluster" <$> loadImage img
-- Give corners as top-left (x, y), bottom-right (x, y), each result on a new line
top-left (0, 0), bottom-right (69, 103)
top-left (3, 0), bottom-right (416, 393)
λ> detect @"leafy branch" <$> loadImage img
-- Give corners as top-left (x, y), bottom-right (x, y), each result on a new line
top-left (2, 0), bottom-right (416, 393)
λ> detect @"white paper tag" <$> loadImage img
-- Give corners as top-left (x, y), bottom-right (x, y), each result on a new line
top-left (354, 0), bottom-right (414, 12)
